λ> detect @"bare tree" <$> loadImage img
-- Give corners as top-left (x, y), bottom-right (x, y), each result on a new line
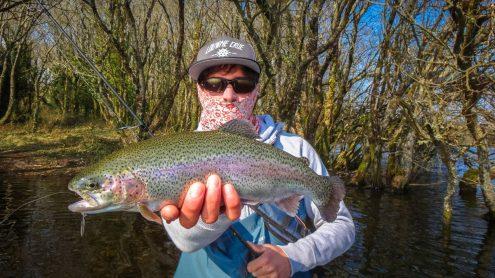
top-left (0, 5), bottom-right (38, 124)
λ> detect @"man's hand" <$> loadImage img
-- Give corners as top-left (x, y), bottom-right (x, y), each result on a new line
top-left (160, 174), bottom-right (242, 228)
top-left (247, 243), bottom-right (291, 278)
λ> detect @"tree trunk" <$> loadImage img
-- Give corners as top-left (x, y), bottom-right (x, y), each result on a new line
top-left (148, 0), bottom-right (185, 133)
top-left (31, 73), bottom-right (41, 130)
top-left (0, 52), bottom-right (9, 117)
top-left (468, 125), bottom-right (495, 220)
top-left (426, 124), bottom-right (458, 225)
top-left (461, 71), bottom-right (495, 219)
top-left (135, 67), bottom-right (148, 139)
top-left (448, 0), bottom-right (494, 220)
top-left (439, 145), bottom-right (458, 226)
top-left (0, 44), bottom-right (21, 124)
top-left (369, 141), bottom-right (383, 189)
top-left (302, 0), bottom-right (324, 144)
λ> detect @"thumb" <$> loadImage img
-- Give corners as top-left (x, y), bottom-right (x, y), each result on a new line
top-left (246, 242), bottom-right (265, 254)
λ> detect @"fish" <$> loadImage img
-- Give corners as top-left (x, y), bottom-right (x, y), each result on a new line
top-left (68, 119), bottom-right (345, 225)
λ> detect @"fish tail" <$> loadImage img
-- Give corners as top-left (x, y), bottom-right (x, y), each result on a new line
top-left (314, 175), bottom-right (346, 222)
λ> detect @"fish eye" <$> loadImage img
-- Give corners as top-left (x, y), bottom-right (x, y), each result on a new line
top-left (87, 183), bottom-right (98, 189)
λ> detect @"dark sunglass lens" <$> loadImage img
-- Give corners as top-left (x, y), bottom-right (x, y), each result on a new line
top-left (202, 78), bottom-right (225, 92)
top-left (234, 79), bottom-right (256, 94)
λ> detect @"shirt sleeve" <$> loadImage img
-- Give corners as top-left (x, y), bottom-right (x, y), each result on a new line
top-left (162, 215), bottom-right (232, 253)
top-left (163, 133), bottom-right (355, 273)
top-left (278, 138), bottom-right (355, 275)
top-left (279, 200), bottom-right (355, 275)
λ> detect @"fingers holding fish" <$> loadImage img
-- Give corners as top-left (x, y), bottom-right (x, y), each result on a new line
top-left (160, 175), bottom-right (240, 227)
top-left (201, 174), bottom-right (222, 224)
top-left (223, 183), bottom-right (241, 221)
top-left (179, 182), bottom-right (206, 229)
top-left (160, 204), bottom-right (179, 224)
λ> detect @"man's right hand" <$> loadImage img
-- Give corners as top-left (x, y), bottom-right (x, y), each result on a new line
top-left (160, 174), bottom-right (242, 228)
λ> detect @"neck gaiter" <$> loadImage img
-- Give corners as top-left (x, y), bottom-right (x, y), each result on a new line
top-left (197, 87), bottom-right (259, 132)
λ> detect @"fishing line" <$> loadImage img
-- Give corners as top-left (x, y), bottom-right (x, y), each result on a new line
top-left (229, 226), bottom-right (261, 260)
top-left (248, 205), bottom-right (300, 242)
top-left (0, 191), bottom-right (71, 225)
top-left (80, 212), bottom-right (86, 237)
top-left (56, 49), bottom-right (129, 132)
top-left (35, 0), bottom-right (153, 137)
top-left (34, 0), bottom-right (303, 248)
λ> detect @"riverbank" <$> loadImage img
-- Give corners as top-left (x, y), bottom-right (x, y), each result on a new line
top-left (0, 124), bottom-right (122, 176)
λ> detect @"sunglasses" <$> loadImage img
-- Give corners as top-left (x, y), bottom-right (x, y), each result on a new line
top-left (199, 77), bottom-right (257, 94)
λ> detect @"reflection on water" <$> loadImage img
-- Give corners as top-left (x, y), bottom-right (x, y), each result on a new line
top-left (325, 174), bottom-right (495, 277)
top-left (0, 174), bottom-right (178, 277)
top-left (0, 172), bottom-right (494, 277)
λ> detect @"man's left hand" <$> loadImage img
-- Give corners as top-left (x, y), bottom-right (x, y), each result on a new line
top-left (246, 243), bottom-right (291, 278)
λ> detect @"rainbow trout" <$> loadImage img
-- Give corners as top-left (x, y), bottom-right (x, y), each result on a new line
top-left (68, 120), bottom-right (345, 224)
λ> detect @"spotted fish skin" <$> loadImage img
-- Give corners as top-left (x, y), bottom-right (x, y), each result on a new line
top-left (68, 120), bottom-right (345, 222)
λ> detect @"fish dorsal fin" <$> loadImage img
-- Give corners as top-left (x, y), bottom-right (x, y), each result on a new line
top-left (219, 119), bottom-right (259, 139)
top-left (276, 195), bottom-right (304, 217)
top-left (299, 157), bottom-right (310, 167)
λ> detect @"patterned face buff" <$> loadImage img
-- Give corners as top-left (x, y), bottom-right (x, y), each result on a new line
top-left (197, 85), bottom-right (260, 131)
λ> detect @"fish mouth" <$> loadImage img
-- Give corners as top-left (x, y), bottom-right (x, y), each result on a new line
top-left (68, 199), bottom-right (111, 213)
top-left (68, 193), bottom-right (110, 213)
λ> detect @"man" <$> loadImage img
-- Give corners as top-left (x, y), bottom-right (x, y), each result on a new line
top-left (160, 36), bottom-right (355, 277)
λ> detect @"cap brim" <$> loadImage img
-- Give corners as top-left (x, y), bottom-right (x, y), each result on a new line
top-left (188, 57), bottom-right (261, 81)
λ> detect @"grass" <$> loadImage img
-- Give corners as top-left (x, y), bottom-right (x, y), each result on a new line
top-left (0, 123), bottom-right (123, 173)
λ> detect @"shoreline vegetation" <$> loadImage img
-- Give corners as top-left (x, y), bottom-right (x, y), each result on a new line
top-left (2, 123), bottom-right (493, 182)
top-left (0, 123), bottom-right (122, 175)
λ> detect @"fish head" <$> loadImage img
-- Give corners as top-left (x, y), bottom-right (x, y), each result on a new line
top-left (68, 169), bottom-right (142, 214)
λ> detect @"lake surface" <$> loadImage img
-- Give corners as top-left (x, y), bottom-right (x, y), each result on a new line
top-left (0, 170), bottom-right (494, 277)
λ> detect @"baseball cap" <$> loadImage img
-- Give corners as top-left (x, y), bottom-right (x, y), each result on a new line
top-left (188, 36), bottom-right (261, 81)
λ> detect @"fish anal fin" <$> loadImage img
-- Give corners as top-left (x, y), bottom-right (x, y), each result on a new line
top-left (138, 203), bottom-right (162, 225)
top-left (219, 119), bottom-right (259, 139)
top-left (241, 198), bottom-right (260, 206)
top-left (275, 195), bottom-right (304, 217)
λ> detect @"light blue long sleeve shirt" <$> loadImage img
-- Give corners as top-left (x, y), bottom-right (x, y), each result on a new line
top-left (163, 114), bottom-right (355, 275)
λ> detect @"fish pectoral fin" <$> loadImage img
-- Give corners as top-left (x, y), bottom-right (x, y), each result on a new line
top-left (275, 195), bottom-right (304, 217)
top-left (138, 203), bottom-right (163, 225)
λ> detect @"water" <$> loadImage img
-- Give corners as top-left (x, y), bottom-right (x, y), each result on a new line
top-left (0, 174), bottom-right (178, 277)
top-left (0, 172), bottom-right (494, 277)
top-left (328, 179), bottom-right (495, 277)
